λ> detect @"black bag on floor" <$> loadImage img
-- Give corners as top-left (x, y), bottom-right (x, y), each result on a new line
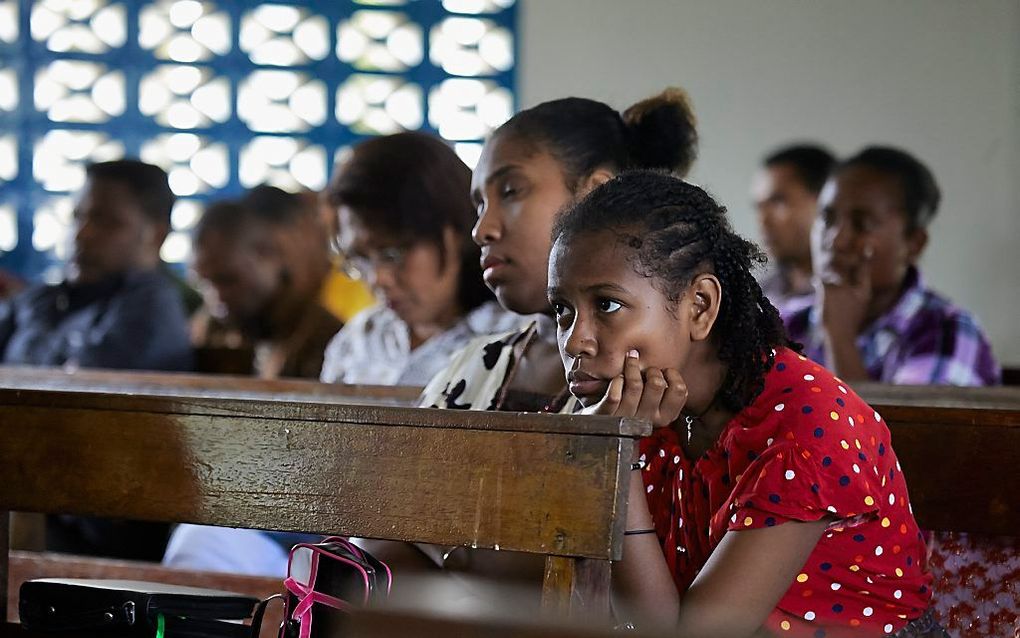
top-left (281, 537), bottom-right (391, 638)
top-left (19, 578), bottom-right (275, 638)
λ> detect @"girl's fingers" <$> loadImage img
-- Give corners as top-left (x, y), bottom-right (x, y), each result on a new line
top-left (596, 374), bottom-right (624, 415)
top-left (636, 367), bottom-right (668, 421)
top-left (658, 368), bottom-right (689, 426)
top-left (618, 349), bottom-right (644, 416)
top-left (580, 375), bottom-right (623, 417)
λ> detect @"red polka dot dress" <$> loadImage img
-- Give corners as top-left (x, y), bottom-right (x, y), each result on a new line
top-left (638, 348), bottom-right (933, 637)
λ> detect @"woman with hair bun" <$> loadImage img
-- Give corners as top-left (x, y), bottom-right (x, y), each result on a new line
top-left (420, 87), bottom-right (699, 413)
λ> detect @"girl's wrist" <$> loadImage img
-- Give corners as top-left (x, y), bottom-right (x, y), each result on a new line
top-left (627, 472), bottom-right (655, 529)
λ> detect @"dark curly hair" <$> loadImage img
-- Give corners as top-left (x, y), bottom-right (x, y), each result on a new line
top-left (552, 170), bottom-right (795, 413)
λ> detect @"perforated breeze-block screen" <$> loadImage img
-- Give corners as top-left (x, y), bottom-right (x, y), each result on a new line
top-left (0, 0), bottom-right (516, 281)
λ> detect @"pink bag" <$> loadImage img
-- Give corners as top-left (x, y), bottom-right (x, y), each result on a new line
top-left (281, 537), bottom-right (391, 638)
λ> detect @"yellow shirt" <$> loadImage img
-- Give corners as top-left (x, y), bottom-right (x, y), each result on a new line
top-left (319, 268), bottom-right (375, 323)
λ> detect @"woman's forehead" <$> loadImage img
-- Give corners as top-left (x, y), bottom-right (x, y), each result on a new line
top-left (476, 134), bottom-right (556, 178)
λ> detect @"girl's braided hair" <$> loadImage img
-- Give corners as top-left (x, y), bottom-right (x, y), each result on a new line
top-left (552, 170), bottom-right (796, 412)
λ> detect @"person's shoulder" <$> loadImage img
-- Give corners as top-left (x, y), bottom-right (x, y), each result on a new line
top-left (341, 303), bottom-right (397, 336)
top-left (907, 286), bottom-right (989, 335)
top-left (321, 306), bottom-right (394, 383)
top-left (323, 304), bottom-right (392, 358)
top-left (11, 279), bottom-right (58, 301)
top-left (894, 284), bottom-right (1000, 384)
top-left (110, 269), bottom-right (189, 317)
top-left (897, 281), bottom-right (997, 362)
top-left (119, 268), bottom-right (184, 300)
top-left (755, 347), bottom-right (825, 402)
top-left (0, 282), bottom-right (56, 325)
top-left (418, 321), bottom-right (537, 408)
top-left (744, 348), bottom-right (877, 443)
top-left (452, 321), bottom-right (533, 364)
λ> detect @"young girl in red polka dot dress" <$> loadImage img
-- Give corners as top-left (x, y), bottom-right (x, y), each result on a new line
top-left (547, 172), bottom-right (946, 637)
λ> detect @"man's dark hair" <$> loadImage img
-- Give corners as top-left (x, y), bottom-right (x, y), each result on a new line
top-left (839, 146), bottom-right (941, 232)
top-left (764, 144), bottom-right (837, 195)
top-left (85, 160), bottom-right (175, 226)
top-left (554, 170), bottom-right (796, 413)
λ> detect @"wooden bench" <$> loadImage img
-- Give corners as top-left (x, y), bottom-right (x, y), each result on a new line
top-left (1, 372), bottom-right (1016, 633)
top-left (0, 386), bottom-right (648, 633)
top-left (0, 366), bottom-right (422, 588)
top-left (856, 382), bottom-right (1020, 410)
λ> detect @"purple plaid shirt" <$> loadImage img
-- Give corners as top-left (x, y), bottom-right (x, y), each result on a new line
top-left (784, 267), bottom-right (1001, 386)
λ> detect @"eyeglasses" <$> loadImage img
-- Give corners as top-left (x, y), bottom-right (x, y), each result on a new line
top-left (340, 245), bottom-right (409, 281)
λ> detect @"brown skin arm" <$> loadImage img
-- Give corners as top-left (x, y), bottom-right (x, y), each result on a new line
top-left (612, 470), bottom-right (682, 628)
top-left (675, 520), bottom-right (829, 637)
top-left (353, 538), bottom-right (545, 585)
top-left (614, 481), bottom-right (829, 636)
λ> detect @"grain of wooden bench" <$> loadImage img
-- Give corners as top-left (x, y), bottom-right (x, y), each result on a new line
top-left (0, 386), bottom-right (649, 630)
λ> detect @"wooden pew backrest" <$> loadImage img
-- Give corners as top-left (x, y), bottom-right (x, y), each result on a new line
top-left (881, 404), bottom-right (1020, 536)
top-left (856, 382), bottom-right (1020, 410)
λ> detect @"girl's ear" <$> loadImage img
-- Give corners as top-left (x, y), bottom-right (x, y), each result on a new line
top-left (576, 168), bottom-right (615, 197)
top-left (688, 273), bottom-right (722, 342)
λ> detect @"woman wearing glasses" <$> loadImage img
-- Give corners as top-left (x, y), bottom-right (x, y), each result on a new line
top-left (320, 132), bottom-right (522, 386)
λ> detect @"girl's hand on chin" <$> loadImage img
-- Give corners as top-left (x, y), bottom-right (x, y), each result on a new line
top-left (580, 350), bottom-right (688, 428)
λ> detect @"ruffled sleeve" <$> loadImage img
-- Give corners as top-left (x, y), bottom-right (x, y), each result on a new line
top-left (726, 438), bottom-right (883, 533)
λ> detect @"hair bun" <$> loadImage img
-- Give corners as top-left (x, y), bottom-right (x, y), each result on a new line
top-left (621, 87), bottom-right (698, 177)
